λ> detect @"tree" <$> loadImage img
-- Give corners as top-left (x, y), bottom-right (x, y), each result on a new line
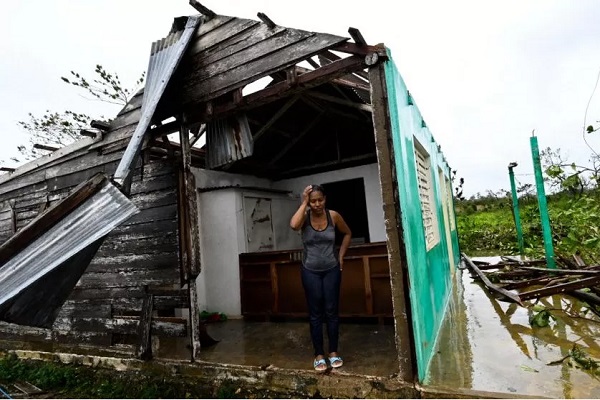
top-left (5, 65), bottom-right (144, 164)
top-left (541, 147), bottom-right (600, 197)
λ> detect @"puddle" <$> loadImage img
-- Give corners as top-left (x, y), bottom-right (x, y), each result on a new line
top-left (427, 260), bottom-right (600, 398)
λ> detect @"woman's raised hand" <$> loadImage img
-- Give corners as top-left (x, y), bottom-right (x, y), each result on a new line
top-left (302, 185), bottom-right (313, 204)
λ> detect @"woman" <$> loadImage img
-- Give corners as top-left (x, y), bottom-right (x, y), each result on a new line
top-left (290, 184), bottom-right (352, 372)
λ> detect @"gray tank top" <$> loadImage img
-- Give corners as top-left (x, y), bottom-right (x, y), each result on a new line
top-left (302, 210), bottom-right (338, 271)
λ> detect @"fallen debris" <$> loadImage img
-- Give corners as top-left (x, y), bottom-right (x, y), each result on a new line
top-left (461, 253), bottom-right (600, 308)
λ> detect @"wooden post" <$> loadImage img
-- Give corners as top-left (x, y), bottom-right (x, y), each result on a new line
top-left (137, 293), bottom-right (154, 360)
top-left (179, 115), bottom-right (203, 360)
top-left (369, 61), bottom-right (416, 382)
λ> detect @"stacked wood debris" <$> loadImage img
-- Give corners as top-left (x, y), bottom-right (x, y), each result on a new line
top-left (461, 252), bottom-right (600, 312)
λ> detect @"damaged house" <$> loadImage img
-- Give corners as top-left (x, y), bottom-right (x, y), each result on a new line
top-left (0, 3), bottom-right (459, 386)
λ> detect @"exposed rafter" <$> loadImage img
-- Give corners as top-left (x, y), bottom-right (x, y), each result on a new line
top-left (186, 54), bottom-right (368, 124)
top-left (305, 91), bottom-right (372, 112)
top-left (277, 153), bottom-right (377, 179)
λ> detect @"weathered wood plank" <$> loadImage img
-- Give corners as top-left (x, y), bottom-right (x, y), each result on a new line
top-left (52, 330), bottom-right (113, 346)
top-left (53, 316), bottom-right (187, 337)
top-left (0, 322), bottom-right (52, 342)
top-left (191, 23), bottom-right (286, 68)
top-left (183, 32), bottom-right (348, 102)
top-left (188, 17), bottom-right (259, 56)
top-left (186, 28), bottom-right (313, 85)
top-left (15, 209), bottom-right (38, 221)
top-left (47, 164), bottom-right (107, 192)
top-left (132, 161), bottom-right (176, 181)
top-left (130, 188), bottom-right (177, 209)
top-left (56, 303), bottom-right (112, 319)
top-left (193, 15), bottom-right (233, 39)
top-left (87, 252), bottom-right (178, 273)
top-left (68, 286), bottom-right (186, 301)
top-left (116, 90), bottom-right (144, 115)
top-left (130, 173), bottom-right (177, 195)
top-left (0, 209), bottom-right (12, 221)
top-left (137, 294), bottom-right (154, 359)
top-left (0, 182), bottom-right (47, 203)
top-left (45, 150), bottom-right (124, 180)
top-left (0, 169), bottom-right (47, 197)
top-left (121, 203), bottom-right (176, 226)
top-left (61, 296), bottom-right (187, 314)
top-left (97, 234), bottom-right (177, 257)
top-left (109, 107), bottom-right (141, 132)
top-left (0, 173), bottom-right (107, 264)
top-left (110, 219), bottom-right (178, 241)
top-left (0, 136), bottom-right (101, 188)
top-left (76, 269), bottom-right (181, 288)
top-left (89, 124), bottom-right (137, 151)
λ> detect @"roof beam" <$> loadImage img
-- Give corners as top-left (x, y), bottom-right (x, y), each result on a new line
top-left (348, 27), bottom-right (367, 46)
top-left (190, 54), bottom-right (368, 123)
top-left (188, 0), bottom-right (216, 19)
top-left (305, 91), bottom-right (372, 112)
top-left (277, 153), bottom-right (377, 179)
top-left (300, 96), bottom-right (369, 123)
top-left (257, 12), bottom-right (276, 29)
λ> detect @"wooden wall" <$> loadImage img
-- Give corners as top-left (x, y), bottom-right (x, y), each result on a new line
top-left (0, 92), bottom-right (188, 355)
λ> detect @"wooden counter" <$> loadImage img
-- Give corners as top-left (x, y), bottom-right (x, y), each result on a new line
top-left (239, 242), bottom-right (392, 319)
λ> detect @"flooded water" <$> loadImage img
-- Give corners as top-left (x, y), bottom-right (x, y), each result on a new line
top-left (427, 261), bottom-right (600, 398)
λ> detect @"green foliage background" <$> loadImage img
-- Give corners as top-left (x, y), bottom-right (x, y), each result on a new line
top-left (456, 191), bottom-right (600, 261)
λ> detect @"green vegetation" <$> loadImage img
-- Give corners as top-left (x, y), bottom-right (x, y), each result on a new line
top-left (0, 354), bottom-right (203, 398)
top-left (456, 190), bottom-right (600, 260)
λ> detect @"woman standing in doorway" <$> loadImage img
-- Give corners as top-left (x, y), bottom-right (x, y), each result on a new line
top-left (290, 184), bottom-right (352, 372)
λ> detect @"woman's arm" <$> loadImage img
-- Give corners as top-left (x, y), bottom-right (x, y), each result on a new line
top-left (331, 210), bottom-right (351, 270)
top-left (290, 185), bottom-right (312, 231)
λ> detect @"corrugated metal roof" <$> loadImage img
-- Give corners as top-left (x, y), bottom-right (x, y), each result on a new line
top-left (0, 181), bottom-right (138, 326)
top-left (113, 15), bottom-right (202, 192)
top-left (206, 113), bottom-right (253, 169)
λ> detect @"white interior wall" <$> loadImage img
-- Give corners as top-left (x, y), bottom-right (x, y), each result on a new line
top-left (191, 163), bottom-right (387, 317)
top-left (272, 163), bottom-right (386, 243)
top-left (195, 189), bottom-right (242, 317)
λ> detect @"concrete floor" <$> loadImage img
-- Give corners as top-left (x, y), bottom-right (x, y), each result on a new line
top-left (155, 318), bottom-right (399, 377)
top-left (427, 262), bottom-right (600, 399)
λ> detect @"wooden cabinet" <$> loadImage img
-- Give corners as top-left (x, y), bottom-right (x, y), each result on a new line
top-left (239, 242), bottom-right (393, 319)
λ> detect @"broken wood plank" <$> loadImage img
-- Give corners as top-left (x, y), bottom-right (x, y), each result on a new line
top-left (461, 253), bottom-right (524, 305)
top-left (519, 275), bottom-right (600, 301)
top-left (518, 266), bottom-right (600, 275)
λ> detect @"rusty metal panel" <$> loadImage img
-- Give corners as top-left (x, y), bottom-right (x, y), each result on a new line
top-left (206, 113), bottom-right (253, 169)
top-left (113, 15), bottom-right (202, 191)
top-left (0, 181), bottom-right (138, 326)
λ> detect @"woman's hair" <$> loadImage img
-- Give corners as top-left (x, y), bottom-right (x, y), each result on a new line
top-left (310, 184), bottom-right (326, 196)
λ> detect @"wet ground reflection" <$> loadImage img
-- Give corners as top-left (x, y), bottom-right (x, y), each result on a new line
top-left (427, 261), bottom-right (600, 398)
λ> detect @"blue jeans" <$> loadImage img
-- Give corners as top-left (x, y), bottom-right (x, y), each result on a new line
top-left (301, 265), bottom-right (341, 356)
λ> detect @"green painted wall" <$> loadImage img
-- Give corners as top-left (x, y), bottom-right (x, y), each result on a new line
top-left (384, 55), bottom-right (460, 381)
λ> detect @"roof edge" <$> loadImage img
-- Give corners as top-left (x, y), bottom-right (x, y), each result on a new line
top-left (0, 132), bottom-right (104, 186)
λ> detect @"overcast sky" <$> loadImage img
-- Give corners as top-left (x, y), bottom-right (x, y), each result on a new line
top-left (1, 0), bottom-right (599, 197)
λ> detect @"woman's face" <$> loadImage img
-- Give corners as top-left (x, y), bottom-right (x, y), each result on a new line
top-left (309, 190), bottom-right (326, 214)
